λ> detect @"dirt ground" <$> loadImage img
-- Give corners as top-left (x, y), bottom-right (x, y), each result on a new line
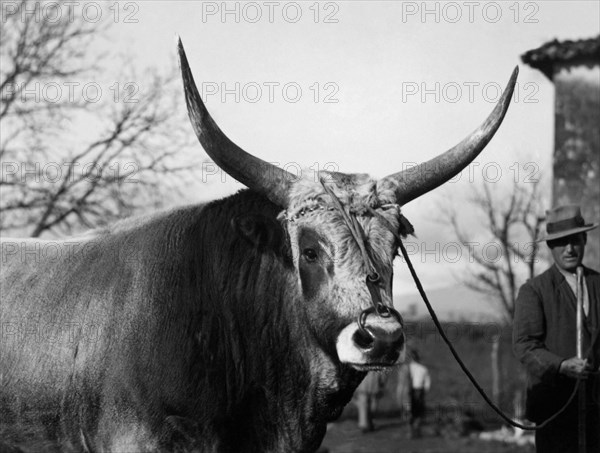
top-left (320, 417), bottom-right (535, 453)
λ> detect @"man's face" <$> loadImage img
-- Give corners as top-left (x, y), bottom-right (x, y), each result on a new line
top-left (547, 233), bottom-right (587, 272)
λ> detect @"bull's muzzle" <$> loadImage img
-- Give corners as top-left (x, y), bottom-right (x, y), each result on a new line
top-left (336, 310), bottom-right (405, 370)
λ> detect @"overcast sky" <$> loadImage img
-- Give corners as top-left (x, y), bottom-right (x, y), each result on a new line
top-left (88, 1), bottom-right (599, 317)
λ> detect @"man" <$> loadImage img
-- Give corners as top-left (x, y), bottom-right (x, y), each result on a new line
top-left (395, 360), bottom-right (412, 425)
top-left (407, 350), bottom-right (431, 439)
top-left (354, 371), bottom-right (387, 433)
top-left (513, 205), bottom-right (599, 453)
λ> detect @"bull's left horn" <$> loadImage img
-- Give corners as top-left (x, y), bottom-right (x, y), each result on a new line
top-left (380, 67), bottom-right (518, 206)
top-left (177, 38), bottom-right (293, 208)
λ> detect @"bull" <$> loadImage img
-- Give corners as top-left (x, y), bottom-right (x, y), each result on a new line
top-left (0, 40), bottom-right (517, 452)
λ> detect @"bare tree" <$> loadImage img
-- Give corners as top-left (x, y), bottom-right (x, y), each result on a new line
top-left (442, 177), bottom-right (548, 409)
top-left (1, 1), bottom-right (196, 237)
top-left (443, 179), bottom-right (547, 322)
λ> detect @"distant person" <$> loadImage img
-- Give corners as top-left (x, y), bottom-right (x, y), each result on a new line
top-left (395, 361), bottom-right (412, 424)
top-left (355, 371), bottom-right (386, 433)
top-left (408, 350), bottom-right (431, 438)
top-left (513, 205), bottom-right (599, 453)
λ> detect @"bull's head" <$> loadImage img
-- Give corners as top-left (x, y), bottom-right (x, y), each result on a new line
top-left (177, 40), bottom-right (517, 373)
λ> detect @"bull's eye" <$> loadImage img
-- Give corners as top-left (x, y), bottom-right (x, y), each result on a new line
top-left (302, 248), bottom-right (318, 263)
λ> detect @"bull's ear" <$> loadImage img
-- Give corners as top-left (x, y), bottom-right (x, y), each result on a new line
top-left (231, 214), bottom-right (285, 251)
top-left (399, 214), bottom-right (415, 236)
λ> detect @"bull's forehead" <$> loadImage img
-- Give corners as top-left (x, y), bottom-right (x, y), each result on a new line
top-left (284, 172), bottom-right (397, 218)
top-left (281, 174), bottom-right (401, 277)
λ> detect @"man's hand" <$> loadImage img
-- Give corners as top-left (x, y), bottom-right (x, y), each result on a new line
top-left (559, 357), bottom-right (591, 379)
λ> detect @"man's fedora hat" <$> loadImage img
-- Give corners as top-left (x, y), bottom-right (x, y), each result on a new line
top-left (537, 205), bottom-right (598, 242)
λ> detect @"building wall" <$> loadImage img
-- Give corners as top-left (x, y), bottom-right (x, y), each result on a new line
top-left (553, 64), bottom-right (600, 268)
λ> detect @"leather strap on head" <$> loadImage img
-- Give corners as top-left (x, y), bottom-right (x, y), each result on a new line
top-left (319, 179), bottom-right (402, 327)
top-left (319, 179), bottom-right (376, 277)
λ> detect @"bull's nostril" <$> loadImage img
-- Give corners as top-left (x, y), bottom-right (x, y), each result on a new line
top-left (395, 334), bottom-right (405, 349)
top-left (352, 328), bottom-right (375, 350)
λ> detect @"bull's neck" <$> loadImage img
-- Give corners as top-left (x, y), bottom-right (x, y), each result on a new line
top-left (185, 191), bottom-right (364, 451)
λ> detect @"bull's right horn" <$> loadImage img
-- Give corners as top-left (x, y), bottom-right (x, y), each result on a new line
top-left (380, 67), bottom-right (519, 206)
top-left (177, 38), bottom-right (294, 208)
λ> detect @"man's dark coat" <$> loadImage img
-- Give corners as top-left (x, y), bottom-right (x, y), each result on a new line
top-left (513, 264), bottom-right (600, 425)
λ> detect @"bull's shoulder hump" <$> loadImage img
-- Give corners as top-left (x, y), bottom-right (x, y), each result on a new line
top-left (0, 202), bottom-right (210, 244)
top-left (0, 234), bottom-right (99, 245)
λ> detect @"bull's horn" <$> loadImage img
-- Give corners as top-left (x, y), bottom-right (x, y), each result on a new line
top-left (380, 67), bottom-right (519, 206)
top-left (177, 38), bottom-right (293, 207)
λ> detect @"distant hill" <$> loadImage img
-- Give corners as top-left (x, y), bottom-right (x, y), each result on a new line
top-left (395, 284), bottom-right (505, 322)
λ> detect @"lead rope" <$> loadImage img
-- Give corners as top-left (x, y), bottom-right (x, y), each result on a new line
top-left (366, 206), bottom-right (580, 431)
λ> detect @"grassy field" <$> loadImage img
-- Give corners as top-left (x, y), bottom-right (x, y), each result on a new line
top-left (322, 418), bottom-right (534, 453)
